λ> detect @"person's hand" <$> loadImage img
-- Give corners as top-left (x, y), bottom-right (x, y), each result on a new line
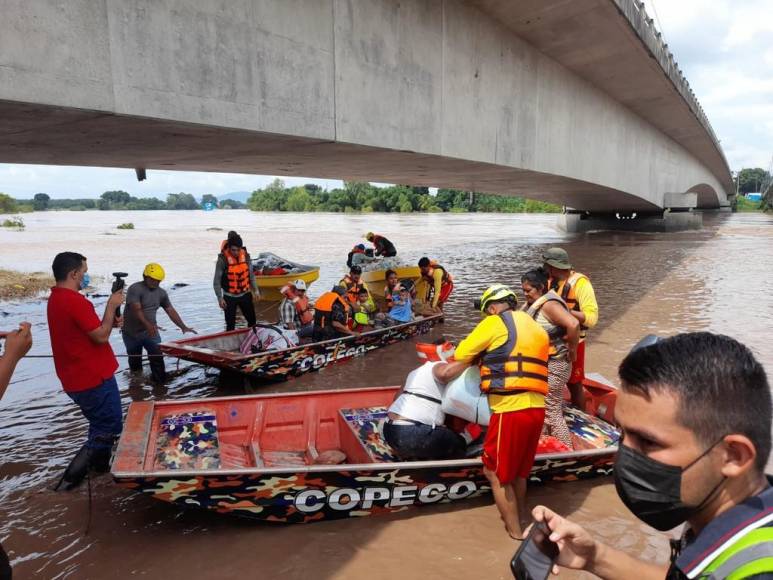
top-left (218, 298), bottom-right (226, 310)
top-left (147, 324), bottom-right (159, 338)
top-left (252, 289), bottom-right (261, 301)
top-left (181, 326), bottom-right (197, 334)
top-left (530, 505), bottom-right (599, 573)
top-left (113, 316), bottom-right (123, 329)
top-left (107, 289), bottom-right (125, 309)
top-left (568, 347), bottom-right (577, 363)
top-left (3, 322), bottom-right (32, 361)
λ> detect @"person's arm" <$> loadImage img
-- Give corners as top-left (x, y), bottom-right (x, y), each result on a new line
top-left (130, 302), bottom-right (158, 337)
top-left (213, 256), bottom-right (225, 307)
top-left (543, 301), bottom-right (580, 361)
top-left (531, 506), bottom-right (668, 580)
top-left (453, 317), bottom-right (498, 364)
top-left (86, 290), bottom-right (124, 344)
top-left (431, 269), bottom-right (443, 308)
top-left (332, 320), bottom-right (358, 336)
top-left (432, 360), bottom-right (470, 384)
top-left (573, 278), bottom-right (599, 328)
top-left (0, 323), bottom-right (32, 399)
top-left (279, 300), bottom-right (296, 330)
top-left (164, 306), bottom-right (195, 333)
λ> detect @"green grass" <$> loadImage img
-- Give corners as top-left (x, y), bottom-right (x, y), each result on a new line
top-left (117, 222), bottom-right (135, 229)
top-left (735, 196), bottom-right (763, 212)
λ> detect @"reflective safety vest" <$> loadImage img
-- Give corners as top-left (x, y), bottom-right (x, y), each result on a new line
top-left (313, 292), bottom-right (348, 329)
top-left (222, 248), bottom-right (251, 294)
top-left (479, 311), bottom-right (550, 396)
top-left (526, 290), bottom-right (568, 357)
top-left (550, 271), bottom-right (589, 338)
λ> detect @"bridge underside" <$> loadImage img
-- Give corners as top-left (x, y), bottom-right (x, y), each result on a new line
top-left (0, 100), bottom-right (657, 212)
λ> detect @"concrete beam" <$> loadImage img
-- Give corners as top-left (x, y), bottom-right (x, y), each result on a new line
top-left (663, 192), bottom-right (698, 209)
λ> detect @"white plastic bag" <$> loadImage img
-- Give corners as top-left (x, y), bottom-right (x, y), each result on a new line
top-left (441, 367), bottom-right (491, 425)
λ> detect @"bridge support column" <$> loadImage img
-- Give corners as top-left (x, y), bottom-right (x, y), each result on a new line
top-left (558, 211), bottom-right (703, 233)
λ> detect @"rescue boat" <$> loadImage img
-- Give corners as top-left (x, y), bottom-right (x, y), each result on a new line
top-left (112, 375), bottom-right (619, 523)
top-left (251, 252), bottom-right (320, 301)
top-left (159, 314), bottom-right (443, 382)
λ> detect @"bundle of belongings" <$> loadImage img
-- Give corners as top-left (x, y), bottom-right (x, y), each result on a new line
top-left (240, 323), bottom-right (299, 354)
top-left (252, 252), bottom-right (306, 276)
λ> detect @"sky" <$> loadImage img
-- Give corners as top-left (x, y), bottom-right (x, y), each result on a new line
top-left (1, 0), bottom-right (772, 199)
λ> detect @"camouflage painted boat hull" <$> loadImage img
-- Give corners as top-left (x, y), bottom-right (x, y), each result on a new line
top-left (160, 314), bottom-right (443, 382)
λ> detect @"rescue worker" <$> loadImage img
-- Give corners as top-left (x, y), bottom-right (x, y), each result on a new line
top-left (213, 232), bottom-right (259, 331)
top-left (384, 341), bottom-right (477, 460)
top-left (364, 232), bottom-right (397, 257)
top-left (531, 332), bottom-right (773, 579)
top-left (454, 284), bottom-right (550, 539)
top-left (123, 263), bottom-right (196, 383)
top-left (339, 265), bottom-right (370, 307)
top-left (418, 257), bottom-right (454, 311)
top-left (521, 267), bottom-right (579, 449)
top-left (278, 279), bottom-right (314, 338)
top-left (543, 247), bottom-right (598, 411)
top-left (312, 286), bottom-right (359, 341)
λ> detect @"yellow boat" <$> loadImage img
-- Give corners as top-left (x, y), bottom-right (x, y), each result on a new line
top-left (251, 253), bottom-right (320, 301)
top-left (361, 265), bottom-right (421, 298)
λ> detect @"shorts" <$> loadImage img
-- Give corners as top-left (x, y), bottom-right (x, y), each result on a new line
top-left (568, 340), bottom-right (586, 385)
top-left (438, 281), bottom-right (454, 305)
top-left (482, 408), bottom-right (545, 484)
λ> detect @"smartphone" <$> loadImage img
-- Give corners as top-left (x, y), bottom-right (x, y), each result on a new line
top-left (510, 521), bottom-right (559, 580)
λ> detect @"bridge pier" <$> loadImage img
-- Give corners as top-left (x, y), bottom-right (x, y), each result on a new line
top-left (558, 210), bottom-right (703, 233)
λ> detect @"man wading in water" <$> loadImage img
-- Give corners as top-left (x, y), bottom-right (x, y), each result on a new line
top-left (530, 333), bottom-right (773, 579)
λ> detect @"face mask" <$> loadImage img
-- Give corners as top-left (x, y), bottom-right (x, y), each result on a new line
top-left (613, 441), bottom-right (725, 531)
top-left (79, 273), bottom-right (91, 291)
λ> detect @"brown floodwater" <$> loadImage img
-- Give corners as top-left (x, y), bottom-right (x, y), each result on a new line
top-left (1, 210), bottom-right (772, 579)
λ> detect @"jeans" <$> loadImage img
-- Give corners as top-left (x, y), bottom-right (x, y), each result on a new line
top-left (383, 421), bottom-right (466, 460)
top-left (224, 293), bottom-right (256, 331)
top-left (67, 376), bottom-right (123, 451)
top-left (123, 331), bottom-right (166, 382)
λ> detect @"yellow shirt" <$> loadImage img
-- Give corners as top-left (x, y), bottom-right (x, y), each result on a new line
top-left (454, 313), bottom-right (546, 414)
top-left (430, 268), bottom-right (445, 307)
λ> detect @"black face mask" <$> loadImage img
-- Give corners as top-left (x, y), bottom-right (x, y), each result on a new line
top-left (614, 441), bottom-right (725, 531)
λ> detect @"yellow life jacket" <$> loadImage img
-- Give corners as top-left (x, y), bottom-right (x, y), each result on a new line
top-left (480, 311), bottom-right (550, 396)
top-left (222, 248), bottom-right (251, 294)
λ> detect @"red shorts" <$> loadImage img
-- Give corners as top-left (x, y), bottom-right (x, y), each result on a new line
top-left (482, 408), bottom-right (545, 484)
top-left (569, 341), bottom-right (586, 385)
top-left (438, 281), bottom-right (454, 305)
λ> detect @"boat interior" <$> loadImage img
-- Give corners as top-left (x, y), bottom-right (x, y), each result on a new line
top-left (133, 386), bottom-right (620, 474)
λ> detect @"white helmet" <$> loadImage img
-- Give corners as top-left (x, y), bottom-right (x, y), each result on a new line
top-left (293, 279), bottom-right (307, 291)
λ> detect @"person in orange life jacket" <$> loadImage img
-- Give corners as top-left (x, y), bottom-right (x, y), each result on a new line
top-left (312, 286), bottom-right (359, 341)
top-left (384, 340), bottom-right (480, 460)
top-left (543, 247), bottom-right (598, 411)
top-left (279, 279), bottom-right (314, 339)
top-left (47, 252), bottom-right (125, 491)
top-left (0, 321), bottom-right (32, 579)
top-left (522, 267), bottom-right (579, 449)
top-left (418, 257), bottom-right (454, 311)
top-left (339, 265), bottom-right (370, 307)
top-left (454, 284), bottom-right (550, 539)
top-left (364, 232), bottom-right (397, 257)
top-left (383, 269), bottom-right (399, 311)
top-left (213, 232), bottom-right (259, 331)
top-left (530, 333), bottom-right (773, 580)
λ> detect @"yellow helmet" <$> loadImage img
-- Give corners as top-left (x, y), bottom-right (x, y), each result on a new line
top-left (143, 263), bottom-right (165, 281)
top-left (364, 232), bottom-right (375, 241)
top-left (479, 284), bottom-right (516, 312)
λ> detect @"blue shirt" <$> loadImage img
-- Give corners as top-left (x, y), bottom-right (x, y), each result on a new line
top-left (389, 296), bottom-right (413, 323)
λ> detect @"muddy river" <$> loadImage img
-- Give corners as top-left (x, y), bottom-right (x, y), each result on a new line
top-left (1, 210), bottom-right (771, 579)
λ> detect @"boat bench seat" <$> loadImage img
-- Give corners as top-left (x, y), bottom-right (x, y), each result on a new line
top-left (339, 406), bottom-right (399, 463)
top-left (154, 410), bottom-right (221, 470)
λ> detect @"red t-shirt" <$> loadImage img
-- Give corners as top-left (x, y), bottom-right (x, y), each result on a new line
top-left (47, 287), bottom-right (118, 392)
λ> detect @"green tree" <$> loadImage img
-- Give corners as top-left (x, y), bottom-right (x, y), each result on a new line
top-left (33, 193), bottom-right (50, 211)
top-left (0, 193), bottom-right (17, 214)
top-left (166, 192), bottom-right (199, 210)
top-left (285, 187), bottom-right (314, 211)
top-left (738, 168), bottom-right (770, 194)
top-left (201, 194), bottom-right (219, 207)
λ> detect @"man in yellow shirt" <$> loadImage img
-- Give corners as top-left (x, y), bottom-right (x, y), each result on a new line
top-left (543, 248), bottom-right (599, 410)
top-left (454, 284), bottom-right (550, 539)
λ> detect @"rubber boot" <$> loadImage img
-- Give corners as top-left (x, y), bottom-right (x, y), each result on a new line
top-left (88, 447), bottom-right (112, 473)
top-left (54, 444), bottom-right (91, 491)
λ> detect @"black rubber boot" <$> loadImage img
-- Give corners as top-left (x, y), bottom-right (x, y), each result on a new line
top-left (88, 447), bottom-right (112, 473)
top-left (54, 444), bottom-right (91, 491)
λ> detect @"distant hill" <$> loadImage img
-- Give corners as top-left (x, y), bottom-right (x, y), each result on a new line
top-left (218, 191), bottom-right (251, 203)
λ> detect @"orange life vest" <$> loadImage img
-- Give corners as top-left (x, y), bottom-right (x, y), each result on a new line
top-left (313, 292), bottom-right (348, 328)
top-left (549, 271), bottom-right (589, 338)
top-left (424, 261), bottom-right (453, 285)
top-left (222, 248), bottom-right (251, 294)
top-left (340, 274), bottom-right (366, 304)
top-left (479, 311), bottom-right (550, 396)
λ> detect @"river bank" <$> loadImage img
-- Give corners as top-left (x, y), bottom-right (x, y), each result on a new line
top-left (1, 210), bottom-right (772, 579)
top-left (0, 269), bottom-right (53, 300)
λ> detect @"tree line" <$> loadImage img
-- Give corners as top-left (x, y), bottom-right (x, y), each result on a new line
top-left (247, 179), bottom-right (562, 213)
top-left (0, 191), bottom-right (246, 213)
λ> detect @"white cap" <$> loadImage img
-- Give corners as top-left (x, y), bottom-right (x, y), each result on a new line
top-left (293, 279), bottom-right (307, 290)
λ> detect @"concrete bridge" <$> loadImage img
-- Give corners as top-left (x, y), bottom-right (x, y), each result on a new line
top-left (0, 0), bottom-right (732, 220)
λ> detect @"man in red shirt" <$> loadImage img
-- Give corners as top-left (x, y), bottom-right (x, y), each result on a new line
top-left (47, 252), bottom-right (124, 490)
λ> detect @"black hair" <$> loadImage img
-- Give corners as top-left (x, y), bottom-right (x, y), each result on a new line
top-left (228, 234), bottom-right (244, 248)
top-left (350, 265), bottom-right (362, 275)
top-left (332, 285), bottom-right (346, 296)
top-left (385, 269), bottom-right (397, 278)
top-left (619, 332), bottom-right (771, 471)
top-left (418, 257), bottom-right (430, 268)
top-left (227, 230), bottom-right (239, 241)
top-left (357, 287), bottom-right (369, 295)
top-left (521, 267), bottom-right (549, 293)
top-left (52, 252), bottom-right (86, 281)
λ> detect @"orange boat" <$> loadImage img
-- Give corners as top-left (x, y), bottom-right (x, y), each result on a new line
top-left (112, 376), bottom-right (619, 523)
